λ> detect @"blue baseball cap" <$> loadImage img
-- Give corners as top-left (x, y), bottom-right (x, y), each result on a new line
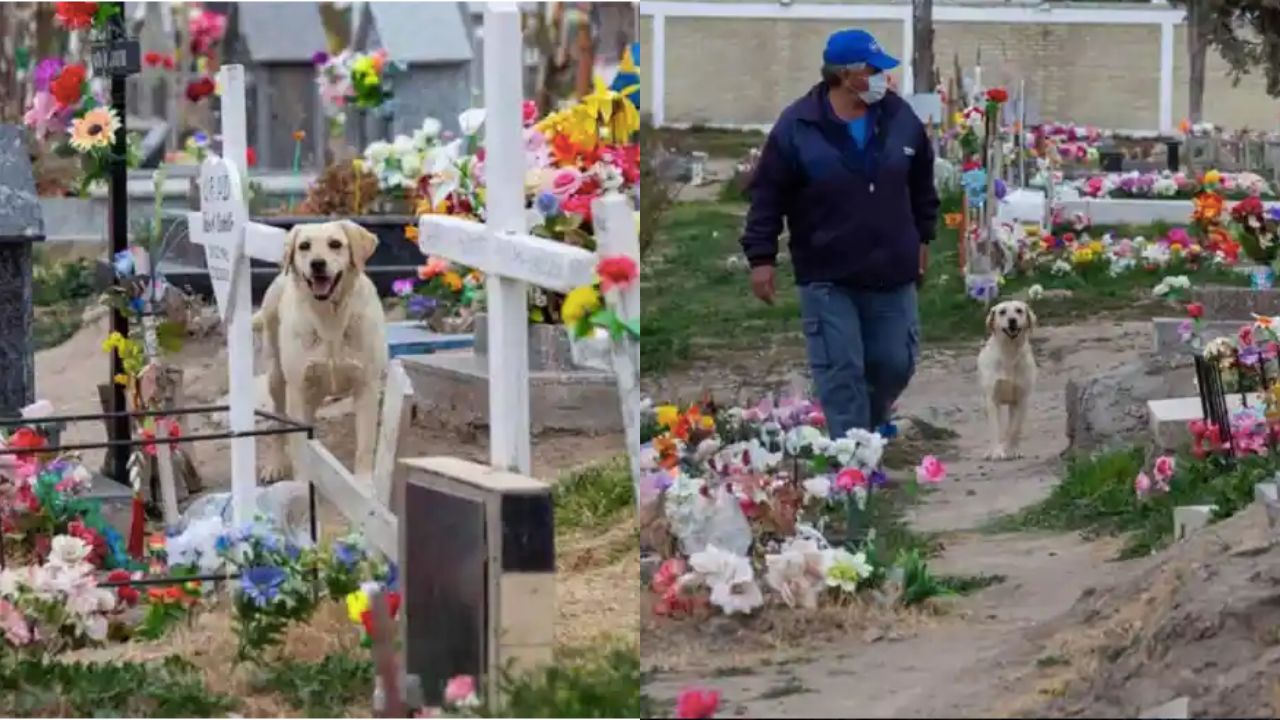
top-left (823, 29), bottom-right (899, 71)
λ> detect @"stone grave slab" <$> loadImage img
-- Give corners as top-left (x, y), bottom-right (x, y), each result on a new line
top-left (1190, 286), bottom-right (1280, 319)
top-left (1148, 393), bottom-right (1265, 448)
top-left (387, 321), bottom-right (474, 359)
top-left (1151, 317), bottom-right (1245, 357)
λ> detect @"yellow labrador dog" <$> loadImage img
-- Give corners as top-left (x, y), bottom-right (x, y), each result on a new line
top-left (977, 300), bottom-right (1037, 461)
top-left (253, 220), bottom-right (387, 484)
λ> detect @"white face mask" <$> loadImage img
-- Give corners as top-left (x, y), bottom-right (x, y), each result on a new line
top-left (858, 73), bottom-right (888, 104)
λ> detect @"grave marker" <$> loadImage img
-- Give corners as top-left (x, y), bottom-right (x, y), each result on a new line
top-left (0, 125), bottom-right (44, 417)
top-left (185, 65), bottom-right (289, 525)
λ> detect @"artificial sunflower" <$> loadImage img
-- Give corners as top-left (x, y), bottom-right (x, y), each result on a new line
top-left (69, 106), bottom-right (119, 153)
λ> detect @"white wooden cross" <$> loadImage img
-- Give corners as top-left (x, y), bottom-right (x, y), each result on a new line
top-left (185, 64), bottom-right (289, 525)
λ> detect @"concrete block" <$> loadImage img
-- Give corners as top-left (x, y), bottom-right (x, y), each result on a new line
top-left (1150, 317), bottom-right (1244, 358)
top-left (1174, 505), bottom-right (1217, 541)
top-left (1140, 696), bottom-right (1189, 719)
top-left (401, 351), bottom-right (621, 435)
top-left (1147, 393), bottom-right (1265, 449)
top-left (1191, 285), bottom-right (1280, 319)
top-left (1255, 481), bottom-right (1279, 505)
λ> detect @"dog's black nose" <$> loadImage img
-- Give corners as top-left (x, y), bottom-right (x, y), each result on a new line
top-left (310, 258), bottom-right (328, 273)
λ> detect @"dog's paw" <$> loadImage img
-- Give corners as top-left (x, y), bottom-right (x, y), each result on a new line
top-left (1006, 447), bottom-right (1024, 460)
top-left (260, 453), bottom-right (292, 483)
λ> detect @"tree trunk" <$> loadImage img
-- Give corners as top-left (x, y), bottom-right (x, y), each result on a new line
top-left (1187, 0), bottom-right (1208, 123)
top-left (912, 0), bottom-right (935, 94)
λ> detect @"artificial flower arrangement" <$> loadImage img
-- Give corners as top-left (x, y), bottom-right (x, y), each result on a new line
top-left (392, 257), bottom-right (484, 333)
top-left (561, 254), bottom-right (640, 345)
top-left (640, 394), bottom-right (949, 618)
top-left (1047, 169), bottom-right (1276, 201)
top-left (315, 48), bottom-right (401, 137)
top-left (1227, 195), bottom-right (1280, 287)
top-left (1026, 122), bottom-right (1104, 167)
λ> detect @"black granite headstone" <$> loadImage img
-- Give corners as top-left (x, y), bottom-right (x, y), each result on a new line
top-left (0, 125), bottom-right (44, 417)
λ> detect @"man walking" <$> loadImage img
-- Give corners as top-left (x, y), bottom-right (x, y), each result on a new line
top-left (741, 28), bottom-right (938, 440)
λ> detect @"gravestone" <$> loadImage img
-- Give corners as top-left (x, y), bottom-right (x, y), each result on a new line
top-left (352, 2), bottom-right (473, 139)
top-left (224, 2), bottom-right (328, 170)
top-left (0, 126), bottom-right (44, 416)
top-left (1191, 286), bottom-right (1280, 319)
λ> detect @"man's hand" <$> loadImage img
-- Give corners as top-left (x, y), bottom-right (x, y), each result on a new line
top-left (917, 246), bottom-right (929, 288)
top-left (750, 265), bottom-right (776, 305)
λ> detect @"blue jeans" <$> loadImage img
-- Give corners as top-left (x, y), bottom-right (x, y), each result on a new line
top-left (798, 282), bottom-right (920, 440)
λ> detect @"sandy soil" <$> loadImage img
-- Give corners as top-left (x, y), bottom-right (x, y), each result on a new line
top-left (643, 320), bottom-right (1164, 717)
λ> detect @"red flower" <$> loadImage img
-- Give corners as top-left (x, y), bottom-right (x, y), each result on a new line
top-left (7, 426), bottom-right (46, 464)
top-left (985, 87), bottom-right (1009, 103)
top-left (162, 55), bottom-right (175, 70)
top-left (675, 688), bottom-right (721, 719)
top-left (246, 147), bottom-right (258, 167)
top-left (185, 76), bottom-right (216, 103)
top-left (597, 255), bottom-right (638, 293)
top-left (144, 51), bottom-right (162, 67)
top-left (1062, 232), bottom-right (1076, 245)
top-left (359, 591), bottom-right (402, 635)
top-left (562, 194), bottom-right (593, 223)
top-left (55, 2), bottom-right (98, 30)
top-left (522, 99), bottom-right (539, 126)
top-left (67, 519), bottom-right (107, 567)
top-left (1240, 325), bottom-right (1256, 347)
top-left (50, 64), bottom-right (87, 108)
top-left (1187, 302), bottom-right (1205, 319)
top-left (107, 569), bottom-right (139, 605)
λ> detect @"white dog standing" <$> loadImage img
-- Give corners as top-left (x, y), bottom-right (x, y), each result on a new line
top-left (254, 220), bottom-right (388, 484)
top-left (977, 300), bottom-right (1037, 460)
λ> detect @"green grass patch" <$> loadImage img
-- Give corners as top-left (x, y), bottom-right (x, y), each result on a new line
top-left (482, 643), bottom-right (642, 718)
top-left (991, 446), bottom-right (1275, 558)
top-left (31, 252), bottom-right (98, 351)
top-left (33, 302), bottom-right (89, 351)
top-left (260, 652), bottom-right (374, 717)
top-left (553, 456), bottom-right (634, 533)
top-left (0, 655), bottom-right (237, 718)
top-left (939, 572), bottom-right (1007, 595)
top-left (642, 200), bottom-right (1250, 374)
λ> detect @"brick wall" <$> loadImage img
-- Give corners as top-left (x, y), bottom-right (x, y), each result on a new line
top-left (651, 12), bottom-right (1280, 131)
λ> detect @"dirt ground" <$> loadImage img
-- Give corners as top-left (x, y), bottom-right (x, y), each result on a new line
top-left (642, 320), bottom-right (1198, 717)
top-left (34, 310), bottom-right (636, 667)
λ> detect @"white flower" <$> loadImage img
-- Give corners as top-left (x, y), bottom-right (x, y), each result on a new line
top-left (1051, 259), bottom-right (1073, 276)
top-left (20, 400), bottom-right (53, 419)
top-left (47, 535), bottom-right (91, 568)
top-left (709, 577), bottom-right (764, 615)
top-left (1167, 275), bottom-right (1192, 289)
top-left (744, 438), bottom-right (783, 473)
top-left (764, 539), bottom-right (826, 609)
top-left (1153, 282), bottom-right (1170, 297)
top-left (784, 425), bottom-right (825, 456)
top-left (689, 545), bottom-right (762, 615)
top-left (420, 116), bottom-right (443, 139)
top-left (0, 569), bottom-right (19, 598)
top-left (694, 437), bottom-right (722, 462)
top-left (458, 108), bottom-right (486, 136)
top-left (842, 428), bottom-right (887, 470)
top-left (165, 516), bottom-right (229, 574)
top-left (424, 139), bottom-right (464, 200)
top-left (1027, 284), bottom-right (1044, 301)
top-left (802, 475), bottom-right (832, 502)
top-left (822, 548), bottom-right (875, 594)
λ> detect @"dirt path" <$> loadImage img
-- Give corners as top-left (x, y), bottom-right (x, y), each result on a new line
top-left (644, 320), bottom-right (1152, 717)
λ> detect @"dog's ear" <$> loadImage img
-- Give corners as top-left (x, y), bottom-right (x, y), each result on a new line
top-left (1026, 304), bottom-right (1038, 331)
top-left (986, 306), bottom-right (997, 336)
top-left (339, 220), bottom-right (379, 271)
top-left (283, 225), bottom-right (302, 275)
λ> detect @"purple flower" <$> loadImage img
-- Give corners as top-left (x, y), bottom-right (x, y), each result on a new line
top-left (1267, 206), bottom-right (1280, 222)
top-left (312, 51), bottom-right (330, 66)
top-left (392, 278), bottom-right (415, 297)
top-left (333, 540), bottom-right (363, 569)
top-left (406, 294), bottom-right (437, 318)
top-left (1240, 344), bottom-right (1261, 366)
top-left (870, 469), bottom-right (888, 487)
top-left (1177, 319), bottom-right (1194, 342)
top-left (33, 58), bottom-right (64, 91)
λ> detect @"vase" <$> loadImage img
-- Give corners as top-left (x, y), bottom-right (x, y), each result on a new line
top-left (1253, 266), bottom-right (1275, 290)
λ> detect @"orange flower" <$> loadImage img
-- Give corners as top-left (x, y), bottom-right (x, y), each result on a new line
top-left (293, 130), bottom-right (306, 142)
top-left (404, 225), bottom-right (419, 243)
top-left (1179, 118), bottom-right (1191, 134)
top-left (943, 212), bottom-right (963, 229)
top-left (442, 272), bottom-right (463, 292)
top-left (419, 256), bottom-right (450, 280)
top-left (653, 435), bottom-right (680, 469)
top-left (1193, 191), bottom-right (1224, 224)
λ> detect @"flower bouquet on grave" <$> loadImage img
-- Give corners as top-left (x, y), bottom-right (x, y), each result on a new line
top-left (1228, 195), bottom-right (1280, 288)
top-left (315, 49), bottom-right (402, 132)
top-left (561, 255), bottom-right (640, 368)
top-left (391, 258), bottom-right (483, 334)
top-left (358, 116), bottom-right (448, 213)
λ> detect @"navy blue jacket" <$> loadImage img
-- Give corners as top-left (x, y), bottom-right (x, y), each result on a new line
top-left (741, 84), bottom-right (939, 289)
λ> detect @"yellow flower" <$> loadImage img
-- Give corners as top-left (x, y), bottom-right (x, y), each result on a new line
top-left (1088, 240), bottom-right (1103, 255)
top-left (952, 112), bottom-right (964, 126)
top-left (346, 590), bottom-right (369, 624)
top-left (102, 332), bottom-right (123, 353)
top-left (655, 405), bottom-right (680, 429)
top-left (70, 107), bottom-right (121, 153)
top-left (113, 373), bottom-right (129, 386)
top-left (352, 55), bottom-right (376, 80)
top-left (442, 271), bottom-right (463, 292)
top-left (404, 225), bottom-right (419, 243)
top-left (561, 286), bottom-right (602, 327)
top-left (1203, 169), bottom-right (1222, 186)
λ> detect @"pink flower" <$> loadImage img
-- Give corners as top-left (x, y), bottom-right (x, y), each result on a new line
top-left (652, 558), bottom-right (687, 595)
top-left (549, 167), bottom-right (583, 199)
top-left (443, 675), bottom-right (478, 708)
top-left (1152, 455), bottom-right (1176, 484)
top-left (0, 599), bottom-right (31, 646)
top-left (522, 99), bottom-right (539, 126)
top-left (676, 687), bottom-right (721, 719)
top-left (23, 90), bottom-right (68, 141)
top-left (916, 455), bottom-right (947, 484)
top-left (835, 468), bottom-right (866, 492)
top-left (1134, 471), bottom-right (1152, 498)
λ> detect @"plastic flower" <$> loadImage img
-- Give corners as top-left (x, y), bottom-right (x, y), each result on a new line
top-left (55, 2), bottom-right (98, 30)
top-left (597, 255), bottom-right (638, 294)
top-left (392, 278), bottom-right (415, 297)
top-left (50, 63), bottom-right (87, 108)
top-left (764, 539), bottom-right (826, 610)
top-left (834, 467), bottom-right (866, 492)
top-left (444, 675), bottom-right (480, 708)
top-left (823, 548), bottom-right (873, 593)
top-left (23, 91), bottom-right (67, 141)
top-left (1153, 455), bottom-right (1175, 486)
top-left (241, 565), bottom-right (287, 606)
top-left (1134, 471), bottom-right (1152, 498)
top-left (561, 286), bottom-right (602, 327)
top-left (916, 455), bottom-right (947, 484)
top-left (346, 588), bottom-right (370, 623)
top-left (534, 191), bottom-right (561, 217)
top-left (689, 545), bottom-right (763, 615)
top-left (69, 106), bottom-right (120, 153)
top-left (1187, 302), bottom-right (1205, 319)
top-left (33, 58), bottom-right (65, 91)
top-left (675, 688), bottom-right (722, 719)
top-left (458, 108), bottom-right (486, 137)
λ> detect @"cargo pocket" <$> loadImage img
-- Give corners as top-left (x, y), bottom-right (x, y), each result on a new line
top-left (802, 317), bottom-right (832, 372)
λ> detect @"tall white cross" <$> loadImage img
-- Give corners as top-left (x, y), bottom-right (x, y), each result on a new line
top-left (185, 64), bottom-right (289, 525)
top-left (418, 3), bottom-right (599, 476)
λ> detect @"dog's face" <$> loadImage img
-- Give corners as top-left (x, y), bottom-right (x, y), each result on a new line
top-left (987, 300), bottom-right (1037, 340)
top-left (284, 221), bottom-right (378, 301)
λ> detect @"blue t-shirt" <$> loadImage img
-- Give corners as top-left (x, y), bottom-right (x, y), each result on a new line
top-left (847, 116), bottom-right (869, 149)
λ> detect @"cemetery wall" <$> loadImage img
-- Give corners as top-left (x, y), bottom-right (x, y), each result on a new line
top-left (644, 0), bottom-right (1280, 133)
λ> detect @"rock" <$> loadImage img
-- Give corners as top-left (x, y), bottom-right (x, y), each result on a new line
top-left (1140, 696), bottom-right (1189, 719)
top-left (1064, 354), bottom-right (1194, 453)
top-left (862, 627), bottom-right (886, 643)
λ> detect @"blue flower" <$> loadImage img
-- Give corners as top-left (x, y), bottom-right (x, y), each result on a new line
top-left (382, 562), bottom-right (399, 591)
top-left (877, 422), bottom-right (898, 440)
top-left (113, 250), bottom-right (134, 278)
top-left (534, 191), bottom-right (561, 217)
top-left (283, 541), bottom-right (302, 561)
top-left (214, 534), bottom-right (232, 556)
top-left (129, 297), bottom-right (146, 315)
top-left (406, 294), bottom-right (437, 318)
top-left (241, 565), bottom-right (287, 607)
top-left (192, 131), bottom-right (210, 148)
top-left (333, 541), bottom-right (363, 569)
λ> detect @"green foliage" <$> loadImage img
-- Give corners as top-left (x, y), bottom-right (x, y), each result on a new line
top-left (0, 655), bottom-right (235, 718)
top-left (553, 457), bottom-right (635, 532)
top-left (896, 547), bottom-right (954, 606)
top-left (993, 446), bottom-right (1276, 558)
top-left (477, 644), bottom-right (642, 719)
top-left (32, 256), bottom-right (95, 307)
top-left (262, 652), bottom-right (374, 717)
